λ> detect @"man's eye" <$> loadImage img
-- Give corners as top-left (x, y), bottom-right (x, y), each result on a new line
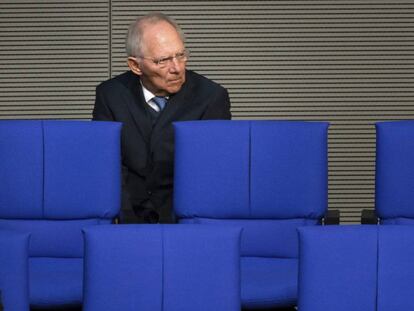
top-left (176, 53), bottom-right (185, 59)
top-left (157, 57), bottom-right (170, 65)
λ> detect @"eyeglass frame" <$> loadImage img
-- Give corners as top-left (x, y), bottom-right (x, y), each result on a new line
top-left (133, 50), bottom-right (189, 68)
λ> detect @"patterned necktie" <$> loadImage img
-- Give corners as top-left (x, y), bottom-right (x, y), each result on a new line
top-left (152, 96), bottom-right (168, 112)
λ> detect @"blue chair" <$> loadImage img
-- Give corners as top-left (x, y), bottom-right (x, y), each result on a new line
top-left (173, 120), bottom-right (331, 309)
top-left (0, 120), bottom-right (121, 309)
top-left (82, 224), bottom-right (241, 311)
top-left (374, 120), bottom-right (414, 224)
top-left (298, 225), bottom-right (414, 311)
top-left (0, 230), bottom-right (30, 310)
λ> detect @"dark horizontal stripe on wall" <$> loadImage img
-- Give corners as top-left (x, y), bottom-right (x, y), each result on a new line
top-left (0, 0), bottom-right (110, 124)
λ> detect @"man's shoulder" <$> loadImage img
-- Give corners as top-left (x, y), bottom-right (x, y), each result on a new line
top-left (97, 71), bottom-right (137, 92)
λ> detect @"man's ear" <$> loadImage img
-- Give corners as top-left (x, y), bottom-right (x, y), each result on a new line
top-left (127, 57), bottom-right (142, 76)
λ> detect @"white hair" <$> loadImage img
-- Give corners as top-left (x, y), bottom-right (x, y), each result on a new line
top-left (126, 12), bottom-right (185, 57)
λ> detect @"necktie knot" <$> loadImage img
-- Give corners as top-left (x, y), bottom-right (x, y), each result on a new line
top-left (152, 96), bottom-right (168, 112)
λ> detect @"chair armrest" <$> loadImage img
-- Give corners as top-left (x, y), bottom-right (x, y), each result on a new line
top-left (361, 209), bottom-right (378, 224)
top-left (0, 230), bottom-right (30, 311)
top-left (323, 209), bottom-right (340, 225)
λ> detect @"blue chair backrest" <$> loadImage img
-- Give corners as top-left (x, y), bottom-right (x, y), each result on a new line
top-left (83, 225), bottom-right (241, 311)
top-left (174, 120), bottom-right (328, 258)
top-left (376, 121), bottom-right (414, 224)
top-left (298, 225), bottom-right (414, 311)
top-left (0, 120), bottom-right (121, 258)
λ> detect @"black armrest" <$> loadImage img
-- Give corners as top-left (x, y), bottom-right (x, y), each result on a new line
top-left (323, 209), bottom-right (340, 225)
top-left (361, 209), bottom-right (378, 224)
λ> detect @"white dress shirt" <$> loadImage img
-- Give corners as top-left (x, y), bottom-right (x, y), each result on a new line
top-left (141, 82), bottom-right (169, 112)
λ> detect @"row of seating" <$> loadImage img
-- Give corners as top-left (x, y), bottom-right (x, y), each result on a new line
top-left (299, 225), bottom-right (414, 311)
top-left (174, 120), bottom-right (414, 310)
top-left (3, 224), bottom-right (242, 311)
top-left (0, 119), bottom-right (413, 310)
top-left (174, 120), bottom-right (333, 309)
top-left (299, 120), bottom-right (414, 310)
top-left (0, 120), bottom-right (122, 310)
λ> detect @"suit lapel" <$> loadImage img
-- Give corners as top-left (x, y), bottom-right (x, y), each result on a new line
top-left (150, 73), bottom-right (195, 150)
top-left (125, 73), bottom-right (153, 144)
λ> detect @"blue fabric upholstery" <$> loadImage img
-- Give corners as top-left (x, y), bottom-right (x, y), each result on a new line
top-left (0, 120), bottom-right (121, 308)
top-left (173, 120), bottom-right (329, 308)
top-left (180, 217), bottom-right (318, 258)
top-left (250, 121), bottom-right (327, 219)
top-left (0, 121), bottom-right (43, 219)
top-left (298, 225), bottom-right (377, 311)
top-left (298, 225), bottom-right (414, 311)
top-left (0, 219), bottom-right (111, 257)
top-left (82, 225), bottom-right (241, 311)
top-left (377, 226), bottom-right (414, 310)
top-left (174, 121), bottom-right (250, 218)
top-left (29, 258), bottom-right (83, 307)
top-left (43, 121), bottom-right (121, 219)
top-left (0, 230), bottom-right (30, 311)
top-left (381, 218), bottom-right (414, 225)
top-left (241, 257), bottom-right (297, 308)
top-left (376, 121), bottom-right (414, 221)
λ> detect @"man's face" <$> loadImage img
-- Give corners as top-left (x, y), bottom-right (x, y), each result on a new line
top-left (129, 21), bottom-right (187, 96)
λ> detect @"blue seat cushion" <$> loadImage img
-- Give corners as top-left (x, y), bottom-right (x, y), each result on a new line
top-left (29, 258), bottom-right (83, 307)
top-left (180, 217), bottom-right (317, 258)
top-left (378, 225), bottom-right (414, 310)
top-left (0, 219), bottom-right (112, 258)
top-left (83, 225), bottom-right (241, 311)
top-left (298, 226), bottom-right (378, 311)
top-left (0, 230), bottom-right (30, 310)
top-left (381, 218), bottom-right (414, 225)
top-left (241, 257), bottom-right (297, 309)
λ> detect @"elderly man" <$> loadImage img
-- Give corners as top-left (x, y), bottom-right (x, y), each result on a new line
top-left (93, 12), bottom-right (231, 223)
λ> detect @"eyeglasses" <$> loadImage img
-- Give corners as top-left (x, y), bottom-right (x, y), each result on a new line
top-left (138, 50), bottom-right (189, 68)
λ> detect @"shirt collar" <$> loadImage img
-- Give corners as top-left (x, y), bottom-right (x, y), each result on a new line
top-left (140, 81), bottom-right (155, 104)
top-left (140, 81), bottom-right (169, 103)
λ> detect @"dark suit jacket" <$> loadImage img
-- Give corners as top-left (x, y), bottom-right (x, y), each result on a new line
top-left (92, 70), bottom-right (231, 223)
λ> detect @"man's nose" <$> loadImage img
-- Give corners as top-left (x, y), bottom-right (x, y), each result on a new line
top-left (168, 58), bottom-right (181, 73)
